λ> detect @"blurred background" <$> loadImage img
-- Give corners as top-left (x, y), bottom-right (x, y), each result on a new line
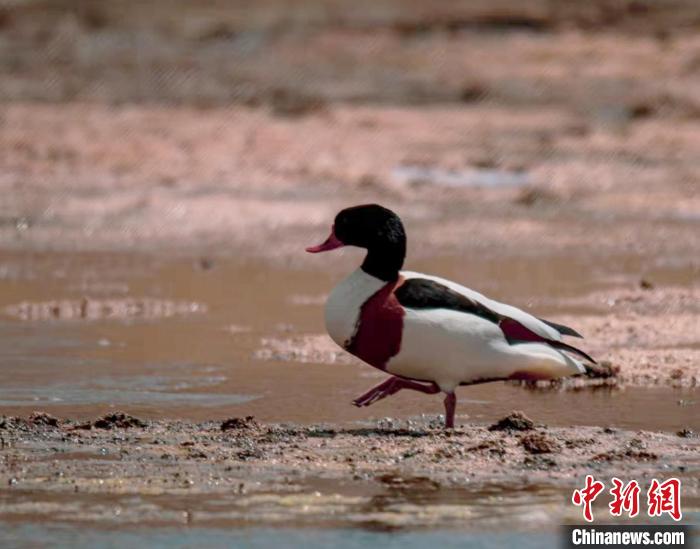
top-left (0, 0), bottom-right (698, 544)
top-left (2, 0), bottom-right (699, 255)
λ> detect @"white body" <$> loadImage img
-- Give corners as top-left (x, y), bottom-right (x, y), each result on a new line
top-left (325, 268), bottom-right (585, 392)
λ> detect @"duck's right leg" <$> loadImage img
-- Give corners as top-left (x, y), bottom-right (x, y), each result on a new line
top-left (352, 376), bottom-right (440, 407)
top-left (443, 392), bottom-right (456, 429)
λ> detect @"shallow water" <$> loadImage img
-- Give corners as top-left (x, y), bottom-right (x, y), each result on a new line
top-left (0, 250), bottom-right (697, 429)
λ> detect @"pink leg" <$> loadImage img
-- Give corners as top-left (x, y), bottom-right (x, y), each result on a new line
top-left (444, 392), bottom-right (456, 428)
top-left (353, 376), bottom-right (440, 408)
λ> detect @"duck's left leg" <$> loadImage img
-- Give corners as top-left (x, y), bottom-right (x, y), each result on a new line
top-left (353, 376), bottom-right (440, 407)
top-left (443, 392), bottom-right (457, 429)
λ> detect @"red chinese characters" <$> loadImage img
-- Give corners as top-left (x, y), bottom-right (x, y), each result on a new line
top-left (573, 476), bottom-right (683, 522)
top-left (609, 478), bottom-right (640, 518)
top-left (647, 478), bottom-right (682, 521)
top-left (572, 475), bottom-right (605, 522)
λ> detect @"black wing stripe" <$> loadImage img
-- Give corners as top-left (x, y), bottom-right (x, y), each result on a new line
top-left (549, 340), bottom-right (597, 364)
top-left (537, 318), bottom-right (584, 338)
top-left (394, 278), bottom-right (501, 324)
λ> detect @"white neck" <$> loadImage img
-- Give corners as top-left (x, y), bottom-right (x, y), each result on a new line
top-left (324, 268), bottom-right (386, 348)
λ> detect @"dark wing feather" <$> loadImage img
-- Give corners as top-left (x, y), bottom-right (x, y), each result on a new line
top-left (394, 278), bottom-right (500, 324)
top-left (537, 317), bottom-right (584, 338)
top-left (549, 340), bottom-right (597, 364)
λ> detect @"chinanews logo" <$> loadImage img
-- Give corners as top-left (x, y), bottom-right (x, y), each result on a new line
top-left (568, 527), bottom-right (688, 546)
top-left (571, 475), bottom-right (682, 522)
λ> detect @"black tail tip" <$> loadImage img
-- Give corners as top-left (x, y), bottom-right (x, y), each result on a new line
top-left (539, 318), bottom-right (584, 339)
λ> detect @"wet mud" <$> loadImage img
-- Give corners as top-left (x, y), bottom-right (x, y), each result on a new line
top-left (0, 411), bottom-right (698, 529)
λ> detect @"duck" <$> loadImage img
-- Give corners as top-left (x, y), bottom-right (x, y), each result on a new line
top-left (306, 204), bottom-right (595, 428)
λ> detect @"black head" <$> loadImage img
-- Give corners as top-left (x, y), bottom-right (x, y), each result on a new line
top-left (334, 204), bottom-right (405, 250)
top-left (306, 204), bottom-right (406, 281)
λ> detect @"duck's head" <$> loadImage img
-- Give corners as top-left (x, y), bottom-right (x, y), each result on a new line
top-left (306, 204), bottom-right (406, 281)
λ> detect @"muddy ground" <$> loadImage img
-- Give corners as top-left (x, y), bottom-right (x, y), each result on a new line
top-left (0, 0), bottom-right (698, 538)
top-left (0, 411), bottom-right (698, 529)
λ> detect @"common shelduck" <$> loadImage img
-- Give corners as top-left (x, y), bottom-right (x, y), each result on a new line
top-left (306, 204), bottom-right (595, 428)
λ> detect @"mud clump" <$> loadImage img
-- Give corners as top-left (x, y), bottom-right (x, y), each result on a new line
top-left (92, 412), bottom-right (146, 430)
top-left (467, 439), bottom-right (507, 456)
top-left (221, 416), bottom-right (259, 432)
top-left (28, 412), bottom-right (60, 428)
top-left (524, 455), bottom-right (558, 469)
top-left (591, 449), bottom-right (658, 462)
top-left (0, 413), bottom-right (61, 430)
top-left (639, 278), bottom-right (655, 290)
top-left (565, 437), bottom-right (597, 448)
top-left (489, 411), bottom-right (534, 432)
top-left (520, 432), bottom-right (560, 454)
top-left (584, 360), bottom-right (620, 379)
top-left (669, 368), bottom-right (684, 380)
top-left (0, 416), bottom-right (28, 431)
top-left (236, 447), bottom-right (265, 460)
